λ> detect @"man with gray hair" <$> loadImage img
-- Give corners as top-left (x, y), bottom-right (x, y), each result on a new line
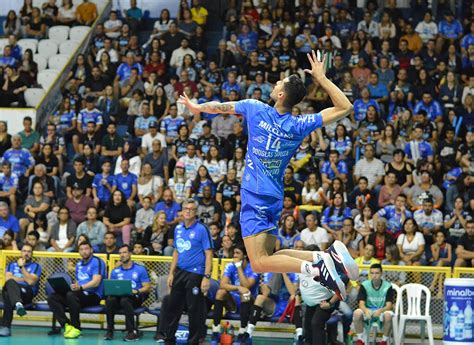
top-left (30, 164), bottom-right (56, 199)
top-left (160, 198), bottom-right (213, 345)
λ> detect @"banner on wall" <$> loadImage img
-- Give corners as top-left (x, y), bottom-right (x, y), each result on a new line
top-left (444, 278), bottom-right (474, 344)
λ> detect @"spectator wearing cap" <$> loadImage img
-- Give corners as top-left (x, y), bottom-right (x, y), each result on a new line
top-left (413, 92), bottom-right (443, 124)
top-left (141, 121), bottom-right (166, 156)
top-left (320, 24), bottom-right (342, 50)
top-left (134, 101), bottom-right (157, 138)
top-left (77, 96), bottom-right (103, 135)
top-left (404, 124), bottom-right (434, 166)
top-left (436, 10), bottom-right (463, 54)
top-left (116, 52), bottom-right (143, 83)
top-left (170, 38), bottom-right (196, 69)
top-left (101, 122), bottom-right (124, 162)
top-left (49, 207), bottom-right (77, 252)
top-left (246, 71), bottom-right (272, 102)
top-left (407, 170), bottom-right (444, 210)
top-left (295, 24), bottom-right (318, 57)
top-left (66, 181), bottom-right (95, 224)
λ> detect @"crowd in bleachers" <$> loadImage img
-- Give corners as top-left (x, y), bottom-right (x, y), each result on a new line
top-left (0, 0), bottom-right (473, 301)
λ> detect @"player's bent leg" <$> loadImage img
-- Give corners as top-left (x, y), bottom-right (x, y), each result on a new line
top-left (382, 311), bottom-right (392, 336)
top-left (353, 309), bottom-right (365, 334)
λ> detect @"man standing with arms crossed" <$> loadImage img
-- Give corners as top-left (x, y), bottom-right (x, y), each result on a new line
top-left (179, 50), bottom-right (357, 300)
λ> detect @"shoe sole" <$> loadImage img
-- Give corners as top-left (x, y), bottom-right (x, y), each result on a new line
top-left (328, 240), bottom-right (359, 280)
top-left (317, 253), bottom-right (347, 301)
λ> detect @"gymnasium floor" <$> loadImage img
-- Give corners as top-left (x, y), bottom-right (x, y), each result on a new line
top-left (0, 325), bottom-right (445, 344)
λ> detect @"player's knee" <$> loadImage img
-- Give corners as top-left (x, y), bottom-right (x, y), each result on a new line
top-left (353, 309), bottom-right (364, 320)
top-left (251, 260), bottom-right (265, 273)
top-left (215, 289), bottom-right (227, 300)
top-left (383, 312), bottom-right (392, 322)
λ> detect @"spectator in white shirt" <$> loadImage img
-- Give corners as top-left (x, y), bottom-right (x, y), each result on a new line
top-left (169, 38), bottom-right (196, 69)
top-left (299, 214), bottom-right (329, 250)
top-left (96, 38), bottom-right (119, 63)
top-left (415, 11), bottom-right (439, 43)
top-left (141, 121), bottom-right (167, 155)
top-left (414, 197), bottom-right (443, 242)
top-left (103, 11), bottom-right (123, 39)
top-left (357, 11), bottom-right (379, 38)
top-left (354, 144), bottom-right (385, 191)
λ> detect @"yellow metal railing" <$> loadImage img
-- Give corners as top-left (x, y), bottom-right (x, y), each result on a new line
top-left (453, 267), bottom-right (474, 278)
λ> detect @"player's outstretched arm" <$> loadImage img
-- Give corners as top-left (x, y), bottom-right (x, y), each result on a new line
top-left (177, 93), bottom-right (236, 116)
top-left (304, 50), bottom-right (353, 126)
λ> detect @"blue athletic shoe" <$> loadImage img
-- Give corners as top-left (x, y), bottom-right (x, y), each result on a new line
top-left (313, 252), bottom-right (346, 301)
top-left (325, 240), bottom-right (359, 280)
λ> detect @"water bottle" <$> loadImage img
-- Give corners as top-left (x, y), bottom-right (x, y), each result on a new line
top-left (450, 302), bottom-right (459, 339)
top-left (456, 309), bottom-right (465, 340)
top-left (465, 300), bottom-right (473, 339)
top-left (444, 301), bottom-right (450, 338)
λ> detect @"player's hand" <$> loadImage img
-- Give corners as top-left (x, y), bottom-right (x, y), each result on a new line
top-left (177, 93), bottom-right (201, 116)
top-left (201, 277), bottom-right (210, 296)
top-left (320, 301), bottom-right (331, 310)
top-left (167, 274), bottom-right (174, 288)
top-left (304, 50), bottom-right (327, 82)
top-left (372, 309), bottom-right (382, 318)
top-left (364, 309), bottom-right (372, 319)
top-left (71, 283), bottom-right (80, 291)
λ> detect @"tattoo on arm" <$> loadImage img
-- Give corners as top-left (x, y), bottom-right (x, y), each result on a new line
top-left (201, 101), bottom-right (236, 114)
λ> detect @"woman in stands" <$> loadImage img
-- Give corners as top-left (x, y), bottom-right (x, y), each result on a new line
top-left (0, 121), bottom-right (12, 157)
top-left (58, 0), bottom-right (76, 26)
top-left (151, 84), bottom-right (170, 119)
top-left (396, 218), bottom-right (426, 267)
top-left (3, 10), bottom-right (21, 37)
top-left (97, 51), bottom-right (117, 81)
top-left (20, 0), bottom-right (34, 26)
top-left (36, 143), bottom-right (59, 177)
top-left (137, 162), bottom-right (164, 206)
top-left (18, 48), bottom-right (38, 85)
top-left (68, 54), bottom-right (91, 87)
top-left (168, 162), bottom-right (186, 204)
top-left (276, 214), bottom-right (300, 251)
top-left (103, 190), bottom-right (133, 245)
top-left (0, 66), bottom-right (27, 107)
top-left (25, 7), bottom-right (46, 39)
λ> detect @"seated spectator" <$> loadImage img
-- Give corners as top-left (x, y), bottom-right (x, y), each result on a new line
top-left (321, 192), bottom-right (351, 241)
top-left (385, 149), bottom-right (413, 192)
top-left (378, 172), bottom-right (402, 208)
top-left (354, 244), bottom-right (381, 281)
top-left (341, 218), bottom-right (364, 259)
top-left (114, 141), bottom-right (142, 177)
top-left (2, 230), bottom-right (18, 251)
top-left (18, 116), bottom-right (40, 156)
top-left (76, 0), bottom-right (97, 25)
top-left (134, 101), bottom-right (158, 137)
top-left (414, 196), bottom-right (443, 244)
top-left (81, 144), bottom-right (101, 176)
top-left (221, 198), bottom-right (239, 233)
top-left (161, 104), bottom-right (186, 146)
top-left (301, 173), bottom-right (324, 206)
top-left (141, 121), bottom-right (167, 156)
top-left (0, 161), bottom-right (18, 215)
top-left (348, 176), bottom-right (377, 212)
top-left (104, 11), bottom-right (122, 39)
top-left (0, 121), bottom-right (12, 157)
top-left (429, 230), bottom-right (452, 298)
top-left (415, 11), bottom-right (438, 44)
top-left (381, 244), bottom-right (406, 285)
top-left (137, 163), bottom-right (163, 205)
top-left (99, 231), bottom-right (119, 256)
top-left (20, 182), bottom-right (50, 238)
top-left (354, 205), bottom-right (374, 238)
top-left (65, 183), bottom-right (94, 225)
top-left (18, 48), bottom-right (38, 86)
top-left (49, 207), bottom-right (76, 253)
top-left (396, 218), bottom-right (425, 266)
top-left (113, 159), bottom-right (138, 209)
top-left (103, 190), bottom-right (132, 245)
top-left (58, 0), bottom-right (76, 26)
top-left (376, 124), bottom-right (401, 164)
top-left (168, 162), bottom-right (187, 204)
top-left (92, 160), bottom-right (115, 210)
top-left (352, 264), bottom-right (394, 345)
top-left (444, 196), bottom-right (472, 245)
top-left (96, 38), bottom-right (119, 64)
top-left (211, 244), bottom-right (258, 344)
top-left (171, 125), bottom-right (194, 163)
top-left (76, 207), bottom-right (106, 252)
top-left (196, 185), bottom-right (221, 226)
top-left (413, 92), bottom-right (443, 124)
top-left (25, 7), bottom-right (46, 39)
top-left (154, 188), bottom-right (181, 228)
top-left (0, 201), bottom-right (20, 240)
top-left (374, 194), bottom-right (412, 238)
top-left (276, 215), bottom-right (300, 250)
top-left (367, 217), bottom-right (395, 261)
top-left (30, 163), bottom-right (56, 199)
top-left (133, 196), bottom-right (154, 241)
top-left (77, 96), bottom-right (103, 136)
top-left (407, 170), bottom-right (444, 210)
top-left (454, 219), bottom-right (474, 268)
top-left (3, 11), bottom-right (21, 36)
top-left (299, 213), bottom-right (329, 250)
top-left (0, 66), bottom-right (27, 107)
top-left (321, 150), bottom-right (348, 188)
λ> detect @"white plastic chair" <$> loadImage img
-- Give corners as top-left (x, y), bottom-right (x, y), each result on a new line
top-left (392, 283), bottom-right (401, 345)
top-left (397, 284), bottom-right (434, 345)
top-left (37, 39), bottom-right (58, 59)
top-left (69, 26), bottom-right (90, 41)
top-left (18, 38), bottom-right (38, 54)
top-left (33, 54), bottom-right (47, 72)
top-left (48, 54), bottom-right (70, 71)
top-left (37, 69), bottom-right (60, 90)
top-left (59, 40), bottom-right (81, 55)
top-left (48, 25), bottom-right (70, 44)
top-left (24, 88), bottom-right (45, 107)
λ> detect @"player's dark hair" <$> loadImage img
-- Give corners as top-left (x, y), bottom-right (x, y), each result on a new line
top-left (370, 263), bottom-right (383, 272)
top-left (119, 244), bottom-right (132, 252)
top-left (283, 74), bottom-right (306, 109)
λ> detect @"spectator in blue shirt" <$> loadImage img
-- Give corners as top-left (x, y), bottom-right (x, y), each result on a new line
top-left (134, 101), bottom-right (157, 137)
top-left (92, 160), bottom-right (115, 210)
top-left (198, 86), bottom-right (221, 121)
top-left (404, 124), bottom-right (434, 165)
top-left (77, 96), bottom-right (104, 134)
top-left (47, 241), bottom-right (106, 339)
top-left (436, 10), bottom-right (463, 54)
top-left (353, 88), bottom-right (380, 123)
top-left (154, 188), bottom-right (181, 227)
top-left (116, 52), bottom-right (143, 82)
top-left (0, 46), bottom-right (17, 67)
top-left (246, 71), bottom-right (272, 102)
top-left (413, 92), bottom-right (443, 123)
top-left (104, 244), bottom-right (151, 341)
top-left (2, 135), bottom-right (35, 179)
top-left (0, 243), bottom-right (41, 337)
top-left (113, 159), bottom-right (138, 209)
top-left (321, 150), bottom-right (349, 187)
top-left (161, 104), bottom-right (186, 145)
top-left (237, 24), bottom-right (258, 54)
top-left (374, 194), bottom-right (413, 238)
top-left (367, 73), bottom-right (389, 107)
top-left (461, 22), bottom-right (474, 56)
top-left (295, 25), bottom-right (318, 54)
top-left (321, 192), bottom-right (352, 241)
top-left (0, 161), bottom-right (18, 215)
top-left (221, 71), bottom-right (241, 100)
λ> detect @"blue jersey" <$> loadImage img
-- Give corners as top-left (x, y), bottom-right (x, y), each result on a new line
top-left (7, 261), bottom-right (42, 295)
top-left (135, 115), bottom-right (158, 131)
top-left (77, 108), bottom-right (103, 131)
top-left (413, 100), bottom-right (443, 122)
top-left (0, 173), bottom-right (19, 192)
top-left (237, 32), bottom-right (258, 54)
top-left (113, 172), bottom-right (137, 199)
top-left (111, 262), bottom-right (150, 291)
top-left (0, 56), bottom-right (16, 67)
top-left (223, 262), bottom-right (259, 297)
top-left (235, 99), bottom-right (323, 198)
top-left (438, 20), bottom-right (463, 39)
top-left (376, 205), bottom-right (413, 236)
top-left (330, 137), bottom-right (352, 156)
top-left (76, 255), bottom-right (106, 298)
top-left (321, 207), bottom-right (352, 231)
top-left (92, 174), bottom-right (115, 202)
top-left (160, 115), bottom-right (185, 139)
top-left (116, 62), bottom-right (143, 81)
top-left (404, 141), bottom-right (433, 160)
top-left (442, 167), bottom-right (463, 190)
top-left (154, 201), bottom-right (181, 222)
top-left (461, 34), bottom-right (474, 50)
top-left (320, 160), bottom-right (348, 180)
top-left (353, 99), bottom-right (379, 122)
top-left (0, 215), bottom-right (20, 237)
top-left (221, 82), bottom-right (241, 97)
top-left (53, 110), bottom-right (76, 133)
top-left (2, 148), bottom-right (35, 176)
top-left (174, 221), bottom-right (213, 275)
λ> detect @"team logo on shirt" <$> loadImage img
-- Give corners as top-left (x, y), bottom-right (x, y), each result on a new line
top-left (132, 272), bottom-right (138, 280)
top-left (189, 231), bottom-right (195, 239)
top-left (176, 238), bottom-right (191, 253)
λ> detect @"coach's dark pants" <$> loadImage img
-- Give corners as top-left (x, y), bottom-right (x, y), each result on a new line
top-left (304, 305), bottom-right (338, 345)
top-left (165, 269), bottom-right (207, 345)
top-left (0, 280), bottom-right (34, 327)
top-left (47, 290), bottom-right (101, 329)
top-left (106, 295), bottom-right (144, 332)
